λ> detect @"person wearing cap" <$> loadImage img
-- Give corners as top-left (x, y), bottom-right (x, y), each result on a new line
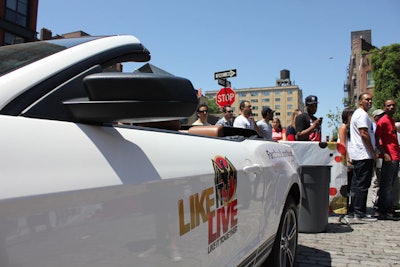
top-left (372, 109), bottom-right (385, 131)
top-left (375, 99), bottom-right (400, 220)
top-left (370, 108), bottom-right (385, 209)
top-left (215, 105), bottom-right (234, 127)
top-left (295, 95), bottom-right (322, 141)
top-left (256, 107), bottom-right (275, 140)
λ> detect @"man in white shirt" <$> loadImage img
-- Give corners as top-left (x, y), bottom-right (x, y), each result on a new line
top-left (233, 100), bottom-right (261, 136)
top-left (347, 93), bottom-right (377, 221)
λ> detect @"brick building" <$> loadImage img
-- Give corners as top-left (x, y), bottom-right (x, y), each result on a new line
top-left (345, 30), bottom-right (376, 107)
top-left (0, 0), bottom-right (38, 45)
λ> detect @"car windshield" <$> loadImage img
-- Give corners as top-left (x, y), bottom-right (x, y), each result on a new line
top-left (0, 37), bottom-right (101, 76)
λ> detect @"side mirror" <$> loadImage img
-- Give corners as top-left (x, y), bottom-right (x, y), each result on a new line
top-left (64, 72), bottom-right (199, 124)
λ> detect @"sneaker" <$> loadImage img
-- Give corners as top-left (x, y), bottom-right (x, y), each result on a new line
top-left (378, 213), bottom-right (400, 221)
top-left (354, 215), bottom-right (377, 222)
top-left (169, 248), bottom-right (182, 262)
top-left (393, 205), bottom-right (400, 213)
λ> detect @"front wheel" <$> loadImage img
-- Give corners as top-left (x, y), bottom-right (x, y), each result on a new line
top-left (264, 196), bottom-right (298, 267)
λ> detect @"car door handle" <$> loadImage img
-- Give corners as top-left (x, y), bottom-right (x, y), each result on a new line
top-left (243, 164), bottom-right (262, 174)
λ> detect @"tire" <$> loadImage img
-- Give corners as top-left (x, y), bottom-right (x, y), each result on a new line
top-left (264, 195), bottom-right (298, 267)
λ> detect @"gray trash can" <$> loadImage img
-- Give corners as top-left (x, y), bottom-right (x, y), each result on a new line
top-left (299, 165), bottom-right (331, 233)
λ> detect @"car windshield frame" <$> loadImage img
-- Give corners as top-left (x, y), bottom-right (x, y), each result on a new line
top-left (0, 36), bottom-right (102, 76)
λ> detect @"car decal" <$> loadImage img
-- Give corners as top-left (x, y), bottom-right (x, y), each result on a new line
top-left (177, 156), bottom-right (238, 254)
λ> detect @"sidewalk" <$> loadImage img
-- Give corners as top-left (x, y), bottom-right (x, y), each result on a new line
top-left (296, 187), bottom-right (400, 266)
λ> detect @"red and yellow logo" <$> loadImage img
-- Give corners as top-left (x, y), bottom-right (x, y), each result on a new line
top-left (178, 156), bottom-right (238, 254)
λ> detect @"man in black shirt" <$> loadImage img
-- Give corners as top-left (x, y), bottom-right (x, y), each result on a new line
top-left (295, 95), bottom-right (322, 141)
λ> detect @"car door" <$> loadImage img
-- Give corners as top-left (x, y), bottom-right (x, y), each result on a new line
top-left (0, 118), bottom-right (265, 267)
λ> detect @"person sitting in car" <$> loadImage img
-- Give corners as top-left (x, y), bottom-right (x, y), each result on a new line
top-left (192, 104), bottom-right (211, 126)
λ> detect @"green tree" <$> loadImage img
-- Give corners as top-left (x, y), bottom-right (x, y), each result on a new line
top-left (206, 97), bottom-right (221, 114)
top-left (371, 43), bottom-right (400, 120)
top-left (326, 107), bottom-right (342, 141)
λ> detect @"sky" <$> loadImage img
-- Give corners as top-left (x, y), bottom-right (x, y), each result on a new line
top-left (36, 0), bottom-right (400, 137)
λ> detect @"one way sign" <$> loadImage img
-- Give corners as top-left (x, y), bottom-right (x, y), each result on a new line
top-left (214, 69), bottom-right (237, 80)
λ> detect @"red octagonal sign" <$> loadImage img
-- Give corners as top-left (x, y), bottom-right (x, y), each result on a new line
top-left (216, 87), bottom-right (236, 107)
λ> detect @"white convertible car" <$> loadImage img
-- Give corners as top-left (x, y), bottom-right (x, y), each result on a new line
top-left (0, 35), bottom-right (301, 267)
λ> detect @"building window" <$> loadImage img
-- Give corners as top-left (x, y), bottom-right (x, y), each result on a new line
top-left (287, 97), bottom-right (293, 101)
top-left (352, 74), bottom-right (357, 87)
top-left (4, 32), bottom-right (25, 45)
top-left (262, 98), bottom-right (270, 102)
top-left (250, 92), bottom-right (258, 97)
top-left (262, 91), bottom-right (270, 96)
top-left (251, 99), bottom-right (258, 103)
top-left (275, 98), bottom-right (281, 102)
top-left (287, 104), bottom-right (293, 109)
top-left (252, 106), bottom-right (259, 110)
top-left (367, 71), bottom-right (375, 87)
top-left (239, 93), bottom-right (247, 97)
top-left (287, 90), bottom-right (293, 95)
top-left (5, 0), bottom-right (29, 27)
top-left (275, 91), bottom-right (281, 95)
top-left (275, 105), bottom-right (281, 109)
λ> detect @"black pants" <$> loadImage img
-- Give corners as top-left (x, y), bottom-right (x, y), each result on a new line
top-left (351, 159), bottom-right (374, 217)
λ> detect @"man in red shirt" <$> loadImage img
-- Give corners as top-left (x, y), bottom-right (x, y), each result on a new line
top-left (375, 99), bottom-right (400, 220)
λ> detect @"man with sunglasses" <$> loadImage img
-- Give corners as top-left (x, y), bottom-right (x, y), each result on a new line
top-left (375, 99), bottom-right (400, 220)
top-left (216, 105), bottom-right (234, 127)
top-left (233, 100), bottom-right (262, 136)
top-left (192, 103), bottom-right (211, 126)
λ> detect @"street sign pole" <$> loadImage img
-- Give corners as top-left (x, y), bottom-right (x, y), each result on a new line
top-left (218, 78), bottom-right (231, 88)
top-left (215, 69), bottom-right (236, 107)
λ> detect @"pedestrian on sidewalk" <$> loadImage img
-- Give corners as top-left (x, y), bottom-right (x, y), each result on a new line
top-left (347, 93), bottom-right (377, 221)
top-left (338, 107), bottom-right (355, 216)
top-left (375, 99), bottom-right (400, 220)
top-left (371, 109), bottom-right (385, 209)
top-left (295, 95), bottom-right (322, 141)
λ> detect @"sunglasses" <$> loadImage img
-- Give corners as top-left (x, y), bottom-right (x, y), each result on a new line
top-left (198, 110), bottom-right (208, 114)
top-left (226, 110), bottom-right (233, 113)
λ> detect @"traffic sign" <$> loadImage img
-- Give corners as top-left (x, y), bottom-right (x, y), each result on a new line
top-left (216, 87), bottom-right (236, 107)
top-left (217, 78), bottom-right (231, 88)
top-left (214, 69), bottom-right (237, 80)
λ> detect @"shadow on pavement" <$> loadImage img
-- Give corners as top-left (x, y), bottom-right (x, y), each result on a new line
top-left (326, 220), bottom-right (354, 233)
top-left (296, 245), bottom-right (332, 266)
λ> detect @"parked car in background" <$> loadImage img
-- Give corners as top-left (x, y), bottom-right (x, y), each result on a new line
top-left (0, 35), bottom-right (301, 267)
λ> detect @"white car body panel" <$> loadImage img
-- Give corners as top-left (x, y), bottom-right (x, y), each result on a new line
top-left (0, 35), bottom-right (301, 267)
top-left (1, 115), bottom-right (298, 266)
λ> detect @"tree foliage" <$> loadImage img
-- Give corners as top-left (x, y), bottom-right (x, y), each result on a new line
top-left (371, 43), bottom-right (400, 120)
top-left (326, 107), bottom-right (342, 141)
top-left (206, 97), bottom-right (221, 114)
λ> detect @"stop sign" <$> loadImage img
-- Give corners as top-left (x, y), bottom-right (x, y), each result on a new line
top-left (216, 87), bottom-right (236, 107)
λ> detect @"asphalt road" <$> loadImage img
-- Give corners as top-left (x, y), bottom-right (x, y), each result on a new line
top-left (296, 188), bottom-right (400, 267)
